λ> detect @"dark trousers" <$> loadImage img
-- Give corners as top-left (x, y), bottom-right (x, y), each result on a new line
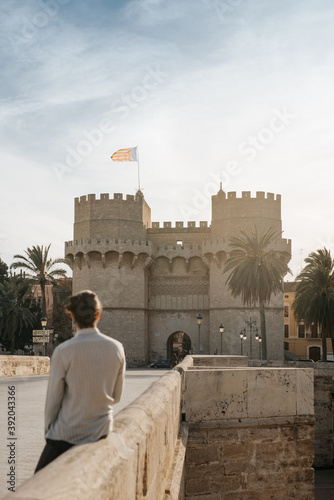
top-left (35, 435), bottom-right (107, 473)
top-left (35, 438), bottom-right (74, 473)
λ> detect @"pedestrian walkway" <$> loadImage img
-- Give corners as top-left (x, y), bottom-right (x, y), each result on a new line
top-left (0, 368), bottom-right (167, 499)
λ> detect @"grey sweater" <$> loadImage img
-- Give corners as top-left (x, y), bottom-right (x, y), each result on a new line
top-left (45, 327), bottom-right (125, 444)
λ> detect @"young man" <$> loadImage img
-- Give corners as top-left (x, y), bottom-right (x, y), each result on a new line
top-left (35, 290), bottom-right (125, 472)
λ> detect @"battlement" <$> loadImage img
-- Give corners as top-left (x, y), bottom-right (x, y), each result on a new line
top-left (214, 190), bottom-right (281, 202)
top-left (151, 221), bottom-right (209, 229)
top-left (73, 191), bottom-right (151, 241)
top-left (75, 193), bottom-right (137, 203)
top-left (211, 190), bottom-right (283, 238)
top-left (65, 237), bottom-right (152, 248)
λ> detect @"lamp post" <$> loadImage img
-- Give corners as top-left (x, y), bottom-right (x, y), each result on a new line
top-left (196, 314), bottom-right (203, 354)
top-left (219, 324), bottom-right (224, 355)
top-left (49, 326), bottom-right (54, 356)
top-left (41, 317), bottom-right (47, 356)
top-left (258, 336), bottom-right (262, 360)
top-left (239, 329), bottom-right (247, 355)
top-left (245, 318), bottom-right (257, 359)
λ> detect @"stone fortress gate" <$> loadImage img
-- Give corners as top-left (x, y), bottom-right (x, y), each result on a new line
top-left (65, 187), bottom-right (291, 364)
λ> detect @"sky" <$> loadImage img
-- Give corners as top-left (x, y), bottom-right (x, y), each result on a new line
top-left (1, 0), bottom-right (334, 277)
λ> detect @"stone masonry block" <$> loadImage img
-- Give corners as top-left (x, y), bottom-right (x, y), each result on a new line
top-left (296, 368), bottom-right (314, 415)
top-left (247, 369), bottom-right (297, 418)
top-left (185, 370), bottom-right (248, 422)
top-left (186, 445), bottom-right (221, 465)
top-left (184, 368), bottom-right (314, 423)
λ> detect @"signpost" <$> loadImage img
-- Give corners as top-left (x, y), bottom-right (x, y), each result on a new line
top-left (33, 329), bottom-right (51, 355)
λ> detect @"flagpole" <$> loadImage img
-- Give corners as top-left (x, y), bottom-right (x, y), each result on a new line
top-left (137, 145), bottom-right (141, 191)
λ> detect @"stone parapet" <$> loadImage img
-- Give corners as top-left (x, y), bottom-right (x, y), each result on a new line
top-left (4, 358), bottom-right (317, 499)
top-left (313, 363), bottom-right (334, 467)
top-left (6, 370), bottom-right (183, 500)
top-left (65, 237), bottom-right (153, 255)
top-left (183, 367), bottom-right (313, 423)
top-left (0, 356), bottom-right (49, 377)
top-left (183, 364), bottom-right (315, 499)
top-left (285, 361), bottom-right (334, 467)
top-left (191, 355), bottom-right (248, 368)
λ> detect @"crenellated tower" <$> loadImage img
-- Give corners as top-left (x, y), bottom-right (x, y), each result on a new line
top-left (211, 189), bottom-right (282, 238)
top-left (65, 187), bottom-right (291, 364)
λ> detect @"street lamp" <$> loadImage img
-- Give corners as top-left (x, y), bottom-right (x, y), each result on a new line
top-left (49, 326), bottom-right (54, 356)
top-left (258, 336), bottom-right (262, 360)
top-left (244, 318), bottom-right (257, 359)
top-left (219, 324), bottom-right (224, 355)
top-left (41, 317), bottom-right (47, 356)
top-left (239, 329), bottom-right (247, 355)
top-left (197, 314), bottom-right (203, 354)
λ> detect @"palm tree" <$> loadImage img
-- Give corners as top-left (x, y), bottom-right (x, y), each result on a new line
top-left (11, 244), bottom-right (69, 318)
top-left (0, 280), bottom-right (36, 353)
top-left (223, 226), bottom-right (291, 360)
top-left (293, 248), bottom-right (334, 361)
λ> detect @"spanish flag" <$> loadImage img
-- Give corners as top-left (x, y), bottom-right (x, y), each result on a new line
top-left (111, 147), bottom-right (138, 162)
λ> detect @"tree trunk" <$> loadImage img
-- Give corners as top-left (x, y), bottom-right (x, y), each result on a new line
top-left (322, 329), bottom-right (328, 361)
top-left (41, 280), bottom-right (47, 318)
top-left (259, 300), bottom-right (267, 360)
top-left (10, 335), bottom-right (15, 355)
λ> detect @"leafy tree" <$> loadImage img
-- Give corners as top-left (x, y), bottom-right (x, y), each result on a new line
top-left (0, 279), bottom-right (37, 353)
top-left (52, 279), bottom-right (73, 345)
top-left (223, 226), bottom-right (291, 360)
top-left (293, 248), bottom-right (334, 361)
top-left (0, 258), bottom-right (9, 284)
top-left (11, 244), bottom-right (69, 318)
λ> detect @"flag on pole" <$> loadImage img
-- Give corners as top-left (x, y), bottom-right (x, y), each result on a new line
top-left (111, 147), bottom-right (138, 162)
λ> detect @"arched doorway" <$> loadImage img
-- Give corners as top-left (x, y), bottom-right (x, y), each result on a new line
top-left (167, 331), bottom-right (192, 364)
top-left (309, 346), bottom-right (321, 362)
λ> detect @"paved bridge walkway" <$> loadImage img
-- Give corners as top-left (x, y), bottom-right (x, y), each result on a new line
top-left (0, 368), bottom-right (167, 498)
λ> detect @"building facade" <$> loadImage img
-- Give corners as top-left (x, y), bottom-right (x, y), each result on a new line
top-left (283, 281), bottom-right (334, 361)
top-left (65, 188), bottom-right (291, 364)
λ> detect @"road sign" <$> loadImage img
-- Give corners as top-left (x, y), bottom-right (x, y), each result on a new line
top-left (33, 330), bottom-right (51, 343)
top-left (33, 336), bottom-right (50, 343)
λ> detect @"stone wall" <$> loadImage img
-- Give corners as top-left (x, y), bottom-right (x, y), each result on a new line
top-left (185, 418), bottom-right (314, 500)
top-left (0, 356), bottom-right (49, 377)
top-left (5, 358), bottom-right (316, 500)
top-left (73, 192), bottom-right (151, 241)
top-left (314, 363), bottom-right (334, 467)
top-left (183, 366), bottom-right (315, 500)
top-left (284, 361), bottom-right (334, 468)
top-left (6, 370), bottom-right (184, 500)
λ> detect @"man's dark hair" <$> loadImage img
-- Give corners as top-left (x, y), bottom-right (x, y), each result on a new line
top-left (65, 290), bottom-right (102, 329)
